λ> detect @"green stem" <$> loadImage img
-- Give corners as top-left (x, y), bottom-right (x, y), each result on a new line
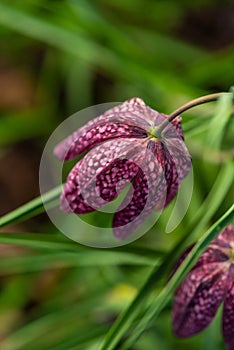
top-left (0, 185), bottom-right (62, 228)
top-left (157, 92), bottom-right (232, 134)
top-left (100, 204), bottom-right (234, 350)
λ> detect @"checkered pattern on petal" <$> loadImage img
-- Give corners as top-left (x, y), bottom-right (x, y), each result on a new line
top-left (113, 141), bottom-right (168, 239)
top-left (173, 262), bottom-right (229, 337)
top-left (54, 98), bottom-right (151, 161)
top-left (222, 266), bottom-right (234, 350)
top-left (60, 138), bottom-right (145, 214)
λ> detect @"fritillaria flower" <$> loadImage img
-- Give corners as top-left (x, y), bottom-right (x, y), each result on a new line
top-left (54, 98), bottom-right (191, 239)
top-left (172, 224), bottom-right (234, 350)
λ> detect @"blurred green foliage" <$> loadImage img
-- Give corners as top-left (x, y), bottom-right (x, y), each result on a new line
top-left (0, 1), bottom-right (233, 349)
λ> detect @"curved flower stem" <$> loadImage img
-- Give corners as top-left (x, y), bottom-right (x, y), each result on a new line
top-left (157, 92), bottom-right (233, 134)
top-left (169, 93), bottom-right (226, 120)
top-left (0, 185), bottom-right (62, 228)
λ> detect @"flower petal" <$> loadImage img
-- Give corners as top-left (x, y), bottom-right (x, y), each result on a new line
top-left (60, 159), bottom-right (94, 214)
top-left (169, 245), bottom-right (229, 283)
top-left (194, 247), bottom-right (229, 268)
top-left (212, 224), bottom-right (234, 251)
top-left (160, 144), bottom-right (179, 207)
top-left (222, 265), bottom-right (234, 350)
top-left (112, 168), bottom-right (149, 239)
top-left (116, 97), bottom-right (158, 126)
top-left (168, 245), bottom-right (194, 281)
top-left (54, 98), bottom-right (150, 161)
top-left (172, 262), bottom-right (229, 337)
top-left (60, 138), bottom-right (144, 213)
top-left (113, 141), bottom-right (168, 239)
top-left (163, 115), bottom-right (184, 140)
top-left (96, 158), bottom-right (140, 203)
top-left (165, 137), bottom-right (192, 183)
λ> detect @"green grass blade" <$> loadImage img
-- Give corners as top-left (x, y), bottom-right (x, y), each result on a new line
top-left (99, 204), bottom-right (234, 350)
top-left (0, 233), bottom-right (80, 250)
top-left (0, 251), bottom-right (157, 275)
top-left (205, 92), bottom-right (233, 150)
top-left (0, 232), bottom-right (163, 266)
top-left (0, 3), bottom-right (118, 71)
top-left (0, 186), bottom-right (62, 228)
top-left (47, 328), bottom-right (105, 350)
top-left (121, 203), bottom-right (234, 349)
top-left (188, 161), bottom-right (234, 239)
top-left (0, 3), bottom-right (202, 98)
top-left (2, 297), bottom-right (106, 350)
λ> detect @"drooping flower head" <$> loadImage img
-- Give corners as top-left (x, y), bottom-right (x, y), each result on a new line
top-left (54, 98), bottom-right (191, 239)
top-left (172, 224), bottom-right (234, 350)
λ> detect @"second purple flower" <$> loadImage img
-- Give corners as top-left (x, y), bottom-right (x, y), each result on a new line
top-left (172, 224), bottom-right (234, 350)
top-left (54, 98), bottom-right (191, 239)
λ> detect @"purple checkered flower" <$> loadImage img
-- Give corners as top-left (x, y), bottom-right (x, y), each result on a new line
top-left (172, 224), bottom-right (234, 350)
top-left (54, 98), bottom-right (191, 239)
